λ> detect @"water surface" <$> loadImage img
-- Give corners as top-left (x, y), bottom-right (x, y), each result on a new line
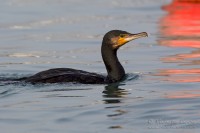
top-left (0, 0), bottom-right (200, 133)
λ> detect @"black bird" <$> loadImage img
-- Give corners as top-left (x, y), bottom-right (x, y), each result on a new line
top-left (23, 30), bottom-right (148, 84)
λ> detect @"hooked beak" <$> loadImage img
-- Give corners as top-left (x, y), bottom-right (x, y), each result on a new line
top-left (115, 32), bottom-right (148, 49)
top-left (125, 32), bottom-right (148, 42)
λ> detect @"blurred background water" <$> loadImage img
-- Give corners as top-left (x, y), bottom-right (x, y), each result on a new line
top-left (0, 0), bottom-right (200, 133)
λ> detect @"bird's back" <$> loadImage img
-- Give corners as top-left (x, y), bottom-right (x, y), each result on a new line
top-left (24, 68), bottom-right (106, 84)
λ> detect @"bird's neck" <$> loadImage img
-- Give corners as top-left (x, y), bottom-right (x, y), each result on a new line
top-left (101, 44), bottom-right (125, 83)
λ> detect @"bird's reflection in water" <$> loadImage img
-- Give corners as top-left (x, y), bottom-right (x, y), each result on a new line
top-left (102, 83), bottom-right (129, 129)
top-left (102, 83), bottom-right (129, 104)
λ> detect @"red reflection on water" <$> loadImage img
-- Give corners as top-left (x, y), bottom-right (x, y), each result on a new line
top-left (159, 40), bottom-right (200, 48)
top-left (157, 0), bottom-right (200, 83)
top-left (161, 49), bottom-right (200, 66)
top-left (161, 0), bottom-right (200, 44)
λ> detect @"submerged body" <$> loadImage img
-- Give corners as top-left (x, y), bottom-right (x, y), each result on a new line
top-left (21, 30), bottom-right (147, 84)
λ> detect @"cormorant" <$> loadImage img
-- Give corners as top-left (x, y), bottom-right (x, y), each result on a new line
top-left (23, 30), bottom-right (148, 84)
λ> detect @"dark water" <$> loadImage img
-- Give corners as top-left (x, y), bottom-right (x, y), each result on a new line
top-left (0, 0), bottom-right (200, 133)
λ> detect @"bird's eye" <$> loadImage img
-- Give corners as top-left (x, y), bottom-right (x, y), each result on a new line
top-left (119, 34), bottom-right (126, 38)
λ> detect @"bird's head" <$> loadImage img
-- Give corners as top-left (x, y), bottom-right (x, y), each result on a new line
top-left (102, 30), bottom-right (148, 49)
